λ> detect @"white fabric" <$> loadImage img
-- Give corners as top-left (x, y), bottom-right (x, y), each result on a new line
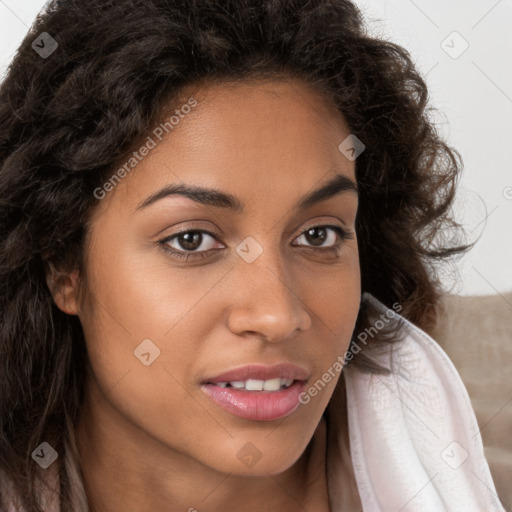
top-left (343, 292), bottom-right (506, 512)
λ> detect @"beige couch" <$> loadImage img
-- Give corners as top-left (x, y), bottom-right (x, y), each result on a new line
top-left (426, 291), bottom-right (512, 511)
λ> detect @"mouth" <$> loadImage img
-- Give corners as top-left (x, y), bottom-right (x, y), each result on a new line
top-left (206, 377), bottom-right (297, 392)
top-left (200, 363), bottom-right (309, 421)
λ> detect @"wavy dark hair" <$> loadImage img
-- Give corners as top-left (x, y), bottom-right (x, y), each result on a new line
top-left (0, 0), bottom-right (472, 509)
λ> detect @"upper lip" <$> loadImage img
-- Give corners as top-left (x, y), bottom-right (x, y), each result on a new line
top-left (202, 363), bottom-right (310, 384)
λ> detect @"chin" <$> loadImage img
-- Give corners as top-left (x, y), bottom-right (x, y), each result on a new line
top-left (196, 427), bottom-right (312, 477)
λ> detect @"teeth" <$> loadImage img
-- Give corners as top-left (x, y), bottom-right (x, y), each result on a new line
top-left (263, 378), bottom-right (281, 391)
top-left (246, 379), bottom-right (264, 391)
top-left (213, 378), bottom-right (294, 391)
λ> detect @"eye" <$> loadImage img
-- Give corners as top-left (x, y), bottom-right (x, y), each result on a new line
top-left (159, 229), bottom-right (223, 261)
top-left (158, 224), bottom-right (353, 262)
top-left (292, 225), bottom-right (351, 249)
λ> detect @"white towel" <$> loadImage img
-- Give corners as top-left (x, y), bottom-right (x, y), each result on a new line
top-left (344, 292), bottom-right (506, 512)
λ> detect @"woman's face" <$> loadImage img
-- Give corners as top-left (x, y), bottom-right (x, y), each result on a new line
top-left (73, 78), bottom-right (360, 476)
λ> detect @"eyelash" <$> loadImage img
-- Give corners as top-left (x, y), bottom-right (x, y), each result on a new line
top-left (157, 224), bottom-right (354, 262)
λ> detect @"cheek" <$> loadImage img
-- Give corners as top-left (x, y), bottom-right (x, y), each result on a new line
top-left (302, 257), bottom-right (360, 398)
top-left (75, 241), bottom-right (179, 415)
top-left (77, 232), bottom-right (224, 404)
top-left (308, 254), bottom-right (361, 347)
top-left (77, 250), bottom-right (219, 456)
top-left (79, 231), bottom-right (212, 348)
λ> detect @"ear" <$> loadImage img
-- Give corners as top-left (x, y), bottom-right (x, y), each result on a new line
top-left (45, 261), bottom-right (80, 315)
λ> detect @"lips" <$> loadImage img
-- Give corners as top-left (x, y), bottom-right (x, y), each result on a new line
top-left (202, 363), bottom-right (310, 384)
top-left (200, 363), bottom-right (310, 421)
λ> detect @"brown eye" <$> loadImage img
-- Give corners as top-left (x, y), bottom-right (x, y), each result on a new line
top-left (160, 229), bottom-right (223, 258)
top-left (174, 231), bottom-right (205, 251)
top-left (294, 225), bottom-right (347, 249)
top-left (303, 227), bottom-right (329, 247)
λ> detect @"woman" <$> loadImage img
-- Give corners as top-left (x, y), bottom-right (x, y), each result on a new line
top-left (0, 0), bottom-right (505, 511)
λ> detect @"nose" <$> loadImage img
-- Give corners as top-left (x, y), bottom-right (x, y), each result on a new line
top-left (226, 247), bottom-right (312, 343)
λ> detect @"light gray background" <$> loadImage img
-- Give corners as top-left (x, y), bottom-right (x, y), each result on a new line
top-left (1, 0), bottom-right (511, 297)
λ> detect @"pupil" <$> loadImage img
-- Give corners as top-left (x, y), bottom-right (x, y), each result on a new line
top-left (179, 231), bottom-right (201, 250)
top-left (306, 227), bottom-right (326, 246)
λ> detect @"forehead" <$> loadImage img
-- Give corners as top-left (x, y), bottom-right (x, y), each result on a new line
top-left (175, 78), bottom-right (353, 161)
top-left (97, 78), bottom-right (356, 216)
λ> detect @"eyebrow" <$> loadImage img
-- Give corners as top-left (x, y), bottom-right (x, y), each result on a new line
top-left (135, 172), bottom-right (358, 213)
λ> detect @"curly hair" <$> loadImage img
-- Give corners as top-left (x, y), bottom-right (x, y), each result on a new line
top-left (0, 0), bottom-right (471, 509)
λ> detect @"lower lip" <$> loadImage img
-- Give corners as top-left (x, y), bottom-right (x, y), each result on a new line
top-left (201, 380), bottom-right (306, 421)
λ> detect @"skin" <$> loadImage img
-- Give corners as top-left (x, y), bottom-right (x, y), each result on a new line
top-left (49, 77), bottom-right (361, 511)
